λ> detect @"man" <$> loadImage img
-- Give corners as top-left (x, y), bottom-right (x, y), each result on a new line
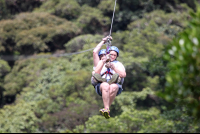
top-left (92, 36), bottom-right (126, 119)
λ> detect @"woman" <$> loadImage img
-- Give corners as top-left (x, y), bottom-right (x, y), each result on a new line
top-left (92, 36), bottom-right (126, 119)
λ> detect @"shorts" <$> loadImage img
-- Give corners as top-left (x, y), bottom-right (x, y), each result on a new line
top-left (95, 83), bottom-right (123, 96)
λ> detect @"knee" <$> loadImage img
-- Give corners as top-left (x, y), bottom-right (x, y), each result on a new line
top-left (101, 83), bottom-right (110, 92)
top-left (110, 84), bottom-right (118, 95)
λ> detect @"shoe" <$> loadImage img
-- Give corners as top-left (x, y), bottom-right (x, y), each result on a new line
top-left (108, 73), bottom-right (119, 85)
top-left (93, 73), bottom-right (107, 83)
top-left (91, 77), bottom-right (98, 87)
top-left (99, 108), bottom-right (106, 116)
top-left (103, 109), bottom-right (110, 119)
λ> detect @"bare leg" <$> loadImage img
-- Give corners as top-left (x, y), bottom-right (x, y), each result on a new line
top-left (109, 84), bottom-right (119, 107)
top-left (100, 82), bottom-right (110, 109)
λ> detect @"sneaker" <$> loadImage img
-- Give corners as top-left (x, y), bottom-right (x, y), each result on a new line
top-left (91, 76), bottom-right (98, 87)
top-left (99, 108), bottom-right (106, 116)
top-left (93, 73), bottom-right (107, 83)
top-left (103, 109), bottom-right (110, 119)
top-left (108, 73), bottom-right (119, 85)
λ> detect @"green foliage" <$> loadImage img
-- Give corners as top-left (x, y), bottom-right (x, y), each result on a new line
top-left (0, 0), bottom-right (9, 20)
top-left (161, 106), bottom-right (200, 133)
top-left (115, 88), bottom-right (154, 109)
top-left (0, 0), bottom-right (199, 133)
top-left (64, 34), bottom-right (102, 52)
top-left (76, 0), bottom-right (101, 7)
top-left (0, 59), bottom-right (11, 78)
top-left (128, 9), bottom-right (190, 38)
top-left (77, 5), bottom-right (110, 34)
top-left (159, 6), bottom-right (200, 118)
top-left (138, 118), bottom-right (174, 133)
top-left (142, 55), bottom-right (169, 92)
top-left (73, 107), bottom-right (170, 133)
top-left (153, 0), bottom-right (196, 12)
top-left (34, 0), bottom-right (81, 20)
top-left (0, 0), bottom-right (42, 20)
top-left (0, 101), bottom-right (39, 133)
top-left (6, 0), bottom-right (42, 12)
top-left (0, 12), bottom-right (80, 54)
top-left (113, 21), bottom-right (164, 60)
top-left (8, 57), bottom-right (99, 132)
top-left (98, 0), bottom-right (120, 16)
top-left (0, 59), bottom-right (10, 106)
top-left (3, 58), bottom-right (51, 96)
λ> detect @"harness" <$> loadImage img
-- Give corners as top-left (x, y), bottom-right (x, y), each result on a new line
top-left (101, 70), bottom-right (113, 77)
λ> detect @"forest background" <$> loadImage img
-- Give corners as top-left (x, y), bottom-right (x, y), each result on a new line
top-left (0, 0), bottom-right (200, 133)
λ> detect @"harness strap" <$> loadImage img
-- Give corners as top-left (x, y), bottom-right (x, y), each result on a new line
top-left (101, 71), bottom-right (113, 77)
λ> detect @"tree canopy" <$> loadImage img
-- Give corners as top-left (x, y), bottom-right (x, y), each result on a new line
top-left (0, 0), bottom-right (200, 133)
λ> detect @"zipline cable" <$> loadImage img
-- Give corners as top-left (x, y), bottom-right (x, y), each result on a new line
top-left (0, 46), bottom-right (165, 76)
top-left (0, 41), bottom-right (109, 61)
top-left (109, 0), bottom-right (117, 37)
top-left (0, 47), bottom-right (96, 61)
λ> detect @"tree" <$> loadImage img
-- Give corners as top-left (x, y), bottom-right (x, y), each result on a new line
top-left (0, 59), bottom-right (11, 107)
top-left (0, 12), bottom-right (80, 55)
top-left (34, 0), bottom-right (81, 20)
top-left (159, 5), bottom-right (200, 119)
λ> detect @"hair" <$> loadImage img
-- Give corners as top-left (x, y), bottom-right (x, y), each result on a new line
top-left (99, 54), bottom-right (105, 60)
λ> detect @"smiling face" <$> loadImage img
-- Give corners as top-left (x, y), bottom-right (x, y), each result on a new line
top-left (109, 50), bottom-right (118, 61)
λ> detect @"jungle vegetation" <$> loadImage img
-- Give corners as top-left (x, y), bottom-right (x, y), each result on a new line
top-left (0, 0), bottom-right (200, 133)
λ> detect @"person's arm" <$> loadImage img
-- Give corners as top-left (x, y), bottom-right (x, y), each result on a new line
top-left (94, 60), bottom-right (104, 74)
top-left (93, 41), bottom-right (104, 67)
top-left (93, 36), bottom-right (112, 67)
top-left (95, 56), bottom-right (107, 74)
top-left (110, 62), bottom-right (126, 78)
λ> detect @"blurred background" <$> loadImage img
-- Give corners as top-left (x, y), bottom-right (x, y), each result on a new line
top-left (0, 0), bottom-right (200, 133)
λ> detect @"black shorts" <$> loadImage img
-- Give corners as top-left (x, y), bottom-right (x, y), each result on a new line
top-left (95, 83), bottom-right (123, 96)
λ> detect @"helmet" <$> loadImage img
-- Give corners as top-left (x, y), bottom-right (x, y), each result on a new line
top-left (108, 46), bottom-right (119, 57)
top-left (98, 49), bottom-right (107, 56)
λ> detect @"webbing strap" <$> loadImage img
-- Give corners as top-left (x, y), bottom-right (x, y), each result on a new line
top-left (101, 70), bottom-right (113, 76)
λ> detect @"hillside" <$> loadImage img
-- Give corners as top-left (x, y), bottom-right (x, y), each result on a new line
top-left (0, 0), bottom-right (200, 133)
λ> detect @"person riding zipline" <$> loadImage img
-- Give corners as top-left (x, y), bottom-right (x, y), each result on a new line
top-left (92, 36), bottom-right (126, 119)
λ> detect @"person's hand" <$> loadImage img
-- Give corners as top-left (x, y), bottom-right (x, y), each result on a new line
top-left (105, 62), bottom-right (111, 68)
top-left (105, 62), bottom-right (115, 70)
top-left (106, 54), bottom-right (110, 62)
top-left (110, 63), bottom-right (115, 70)
top-left (102, 36), bottom-right (112, 43)
top-left (101, 56), bottom-right (107, 64)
